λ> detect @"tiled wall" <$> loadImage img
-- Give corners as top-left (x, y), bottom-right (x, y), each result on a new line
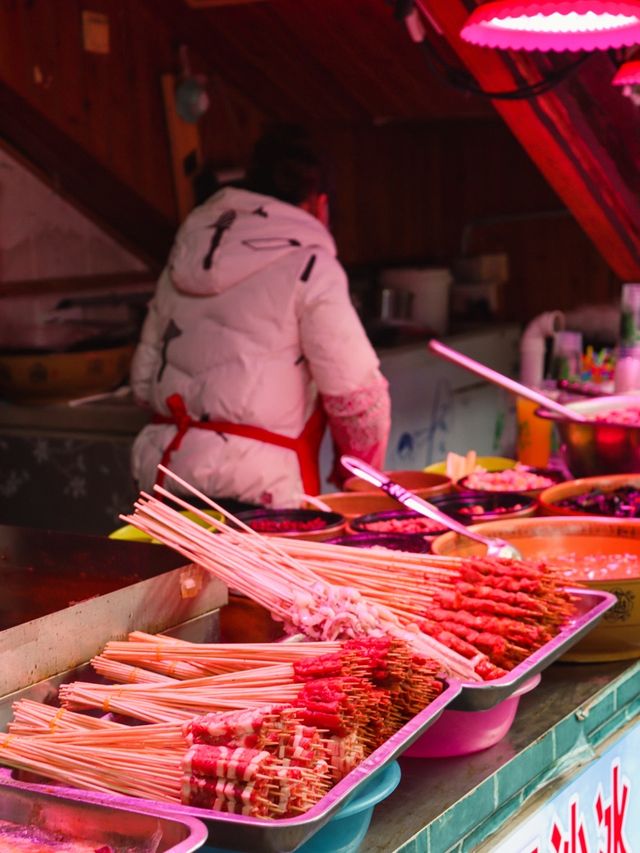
top-left (0, 146), bottom-right (147, 282)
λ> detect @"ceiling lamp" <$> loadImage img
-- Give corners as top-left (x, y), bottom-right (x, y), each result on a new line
top-left (461, 1), bottom-right (640, 52)
top-left (612, 56), bottom-right (640, 81)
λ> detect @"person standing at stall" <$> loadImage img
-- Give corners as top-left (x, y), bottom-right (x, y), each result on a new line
top-left (130, 125), bottom-right (391, 509)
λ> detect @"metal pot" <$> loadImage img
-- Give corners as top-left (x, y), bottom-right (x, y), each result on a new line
top-left (537, 395), bottom-right (640, 477)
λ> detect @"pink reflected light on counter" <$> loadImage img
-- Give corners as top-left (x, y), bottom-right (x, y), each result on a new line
top-left (460, 0), bottom-right (640, 52)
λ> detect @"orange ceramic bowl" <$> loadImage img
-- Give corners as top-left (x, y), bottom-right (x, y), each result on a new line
top-left (343, 470), bottom-right (451, 500)
top-left (456, 466), bottom-right (564, 499)
top-left (306, 492), bottom-right (414, 520)
top-left (539, 474), bottom-right (640, 518)
top-left (431, 516), bottom-right (640, 662)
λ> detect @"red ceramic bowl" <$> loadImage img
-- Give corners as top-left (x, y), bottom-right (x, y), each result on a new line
top-left (236, 509), bottom-right (345, 541)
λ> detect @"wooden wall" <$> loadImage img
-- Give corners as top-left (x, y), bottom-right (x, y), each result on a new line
top-left (318, 120), bottom-right (618, 319)
top-left (0, 0), bottom-right (619, 323)
top-left (0, 1), bottom-right (173, 219)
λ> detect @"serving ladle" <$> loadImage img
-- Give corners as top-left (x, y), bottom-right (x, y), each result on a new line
top-left (340, 456), bottom-right (523, 560)
top-left (428, 339), bottom-right (589, 423)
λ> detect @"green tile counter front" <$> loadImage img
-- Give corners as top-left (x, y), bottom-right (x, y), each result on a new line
top-left (362, 659), bottom-right (639, 853)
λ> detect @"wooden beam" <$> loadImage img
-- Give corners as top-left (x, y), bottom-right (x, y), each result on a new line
top-left (161, 74), bottom-right (203, 222)
top-left (417, 0), bottom-right (640, 280)
top-left (0, 79), bottom-right (175, 271)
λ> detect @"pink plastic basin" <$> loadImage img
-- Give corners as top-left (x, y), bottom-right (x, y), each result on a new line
top-left (403, 674), bottom-right (541, 758)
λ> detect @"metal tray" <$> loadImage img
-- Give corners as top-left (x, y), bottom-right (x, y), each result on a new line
top-left (0, 524), bottom-right (227, 697)
top-left (0, 609), bottom-right (222, 731)
top-left (0, 681), bottom-right (461, 853)
top-left (0, 779), bottom-right (208, 852)
top-left (447, 588), bottom-right (617, 711)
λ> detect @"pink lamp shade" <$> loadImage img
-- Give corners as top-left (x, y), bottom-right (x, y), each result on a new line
top-left (461, 0), bottom-right (640, 51)
top-left (612, 57), bottom-right (640, 81)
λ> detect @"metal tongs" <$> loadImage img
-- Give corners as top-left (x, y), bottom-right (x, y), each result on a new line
top-left (340, 456), bottom-right (523, 559)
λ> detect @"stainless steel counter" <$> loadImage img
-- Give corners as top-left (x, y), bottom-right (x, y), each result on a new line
top-left (364, 659), bottom-right (636, 852)
top-left (0, 392), bottom-right (150, 436)
top-left (0, 322), bottom-right (520, 437)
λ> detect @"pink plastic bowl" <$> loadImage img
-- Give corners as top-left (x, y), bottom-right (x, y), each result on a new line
top-left (403, 674), bottom-right (541, 758)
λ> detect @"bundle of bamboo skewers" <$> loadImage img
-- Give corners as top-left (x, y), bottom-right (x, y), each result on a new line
top-left (1, 637), bottom-right (444, 817)
top-left (118, 465), bottom-right (576, 682)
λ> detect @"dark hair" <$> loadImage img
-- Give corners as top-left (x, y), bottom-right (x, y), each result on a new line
top-left (245, 124), bottom-right (327, 205)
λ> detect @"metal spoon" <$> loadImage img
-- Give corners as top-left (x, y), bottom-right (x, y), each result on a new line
top-left (340, 455), bottom-right (523, 560)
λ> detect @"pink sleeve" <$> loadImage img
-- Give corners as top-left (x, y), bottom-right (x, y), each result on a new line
top-left (321, 375), bottom-right (391, 489)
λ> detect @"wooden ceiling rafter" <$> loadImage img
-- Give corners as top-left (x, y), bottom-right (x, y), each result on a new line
top-left (416, 0), bottom-right (640, 279)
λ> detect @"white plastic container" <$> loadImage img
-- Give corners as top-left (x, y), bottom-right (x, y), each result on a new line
top-left (379, 267), bottom-right (452, 334)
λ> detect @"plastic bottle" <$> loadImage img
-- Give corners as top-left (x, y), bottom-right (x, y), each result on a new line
top-left (614, 283), bottom-right (640, 393)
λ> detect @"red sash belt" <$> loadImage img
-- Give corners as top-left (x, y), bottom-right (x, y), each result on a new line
top-left (152, 393), bottom-right (326, 495)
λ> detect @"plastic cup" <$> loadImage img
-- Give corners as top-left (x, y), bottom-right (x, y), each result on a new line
top-left (516, 396), bottom-right (553, 468)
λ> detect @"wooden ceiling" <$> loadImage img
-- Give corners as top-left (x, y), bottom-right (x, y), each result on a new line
top-left (1, 0), bottom-right (640, 283)
top-left (175, 0), bottom-right (640, 278)
top-left (154, 0), bottom-right (491, 124)
top-left (148, 0), bottom-right (640, 279)
top-left (151, 0), bottom-right (494, 124)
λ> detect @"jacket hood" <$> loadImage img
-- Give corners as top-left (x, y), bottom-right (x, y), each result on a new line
top-left (168, 187), bottom-right (337, 297)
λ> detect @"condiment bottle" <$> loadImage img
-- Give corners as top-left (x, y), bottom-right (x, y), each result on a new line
top-left (615, 283), bottom-right (640, 393)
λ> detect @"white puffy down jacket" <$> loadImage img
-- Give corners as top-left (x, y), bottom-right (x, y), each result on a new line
top-left (130, 187), bottom-right (386, 507)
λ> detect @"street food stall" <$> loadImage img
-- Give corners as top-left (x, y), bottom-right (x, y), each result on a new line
top-left (3, 0), bottom-right (640, 851)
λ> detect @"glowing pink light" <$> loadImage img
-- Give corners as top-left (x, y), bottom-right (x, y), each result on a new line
top-left (461, 0), bottom-right (640, 51)
top-left (612, 57), bottom-right (640, 82)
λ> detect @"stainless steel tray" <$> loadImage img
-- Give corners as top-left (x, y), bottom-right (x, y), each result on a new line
top-left (0, 681), bottom-right (461, 853)
top-left (448, 588), bottom-right (617, 711)
top-left (0, 609), bottom-right (222, 731)
top-left (0, 779), bottom-right (208, 852)
top-left (0, 557), bottom-right (227, 697)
